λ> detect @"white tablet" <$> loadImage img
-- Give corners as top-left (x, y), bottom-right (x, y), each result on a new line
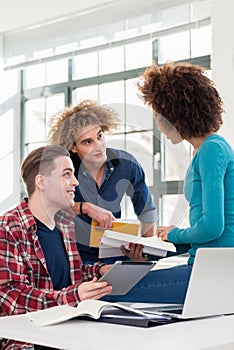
top-left (99, 261), bottom-right (156, 295)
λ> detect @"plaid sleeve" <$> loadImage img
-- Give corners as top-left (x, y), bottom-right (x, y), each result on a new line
top-left (81, 261), bottom-right (106, 281)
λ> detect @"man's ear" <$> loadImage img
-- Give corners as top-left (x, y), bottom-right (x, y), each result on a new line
top-left (35, 174), bottom-right (46, 191)
top-left (70, 144), bottom-right (77, 154)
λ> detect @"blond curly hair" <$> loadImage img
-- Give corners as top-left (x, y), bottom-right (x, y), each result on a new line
top-left (48, 99), bottom-right (120, 150)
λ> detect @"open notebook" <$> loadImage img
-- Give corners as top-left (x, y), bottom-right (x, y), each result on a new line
top-left (134, 248), bottom-right (234, 319)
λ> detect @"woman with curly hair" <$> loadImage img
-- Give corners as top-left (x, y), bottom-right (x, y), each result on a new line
top-left (137, 61), bottom-right (234, 265)
top-left (48, 99), bottom-right (156, 264)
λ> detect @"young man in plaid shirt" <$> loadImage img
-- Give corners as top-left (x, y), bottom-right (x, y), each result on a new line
top-left (0, 145), bottom-right (112, 350)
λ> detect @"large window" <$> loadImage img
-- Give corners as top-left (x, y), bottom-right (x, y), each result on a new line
top-left (0, 69), bottom-right (20, 213)
top-left (0, 0), bottom-right (212, 225)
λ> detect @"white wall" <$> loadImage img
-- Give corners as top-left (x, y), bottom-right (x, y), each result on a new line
top-left (211, 0), bottom-right (234, 147)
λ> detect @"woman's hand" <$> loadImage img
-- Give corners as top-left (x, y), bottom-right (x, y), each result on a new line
top-left (78, 277), bottom-right (112, 301)
top-left (121, 243), bottom-right (148, 262)
top-left (72, 202), bottom-right (115, 229)
top-left (156, 225), bottom-right (175, 241)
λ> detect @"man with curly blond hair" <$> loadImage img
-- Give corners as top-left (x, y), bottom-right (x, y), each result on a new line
top-left (48, 100), bottom-right (156, 264)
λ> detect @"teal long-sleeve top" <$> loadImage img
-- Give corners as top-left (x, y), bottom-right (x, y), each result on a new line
top-left (168, 134), bottom-right (234, 264)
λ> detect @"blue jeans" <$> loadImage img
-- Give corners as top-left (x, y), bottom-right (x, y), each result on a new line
top-left (103, 264), bottom-right (192, 304)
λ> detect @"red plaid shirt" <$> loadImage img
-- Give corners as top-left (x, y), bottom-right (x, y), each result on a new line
top-left (0, 198), bottom-right (104, 349)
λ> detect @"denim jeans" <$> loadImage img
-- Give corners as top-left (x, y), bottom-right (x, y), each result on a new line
top-left (103, 264), bottom-right (192, 304)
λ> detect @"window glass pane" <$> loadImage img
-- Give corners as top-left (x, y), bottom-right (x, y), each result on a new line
top-left (45, 94), bottom-right (65, 135)
top-left (161, 4), bottom-right (189, 28)
top-left (125, 105), bottom-right (153, 132)
top-left (99, 46), bottom-right (124, 75)
top-left (126, 13), bottom-right (152, 36)
top-left (0, 70), bottom-right (18, 104)
top-left (0, 110), bottom-right (14, 159)
top-left (72, 85), bottom-right (98, 105)
top-left (191, 25), bottom-right (212, 57)
top-left (80, 36), bottom-right (105, 49)
top-left (205, 69), bottom-right (212, 79)
top-left (0, 153), bottom-right (13, 202)
top-left (126, 78), bottom-right (153, 130)
top-left (33, 48), bottom-right (53, 60)
top-left (99, 80), bottom-right (124, 104)
top-left (55, 42), bottom-right (77, 55)
top-left (158, 31), bottom-right (190, 64)
top-left (25, 98), bottom-right (45, 144)
top-left (125, 78), bottom-right (141, 106)
top-left (161, 137), bottom-right (191, 181)
top-left (24, 64), bottom-right (46, 89)
top-left (0, 107), bottom-right (18, 213)
top-left (99, 81), bottom-right (125, 127)
top-left (106, 133), bottom-right (125, 150)
top-left (72, 52), bottom-right (98, 80)
top-left (46, 59), bottom-right (68, 85)
top-left (24, 143), bottom-right (46, 156)
top-left (125, 40), bottom-right (152, 70)
top-left (0, 111), bottom-right (14, 204)
top-left (121, 194), bottom-right (137, 220)
top-left (161, 194), bottom-right (189, 227)
top-left (126, 132), bottom-right (153, 187)
top-left (191, 0), bottom-right (211, 21)
top-left (5, 55), bottom-right (25, 68)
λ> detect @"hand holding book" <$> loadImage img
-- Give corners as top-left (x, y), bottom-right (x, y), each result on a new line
top-left (121, 242), bottom-right (149, 262)
top-left (99, 231), bottom-right (176, 259)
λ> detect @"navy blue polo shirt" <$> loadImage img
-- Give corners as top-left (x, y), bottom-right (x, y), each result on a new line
top-left (70, 148), bottom-right (157, 262)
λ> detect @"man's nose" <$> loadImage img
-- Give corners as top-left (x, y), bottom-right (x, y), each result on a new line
top-left (72, 174), bottom-right (79, 186)
top-left (95, 138), bottom-right (102, 144)
top-left (94, 139), bottom-right (103, 147)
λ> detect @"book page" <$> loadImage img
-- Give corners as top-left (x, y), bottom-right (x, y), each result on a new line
top-left (27, 305), bottom-right (80, 326)
top-left (99, 231), bottom-right (176, 259)
top-left (99, 233), bottom-right (139, 258)
top-left (153, 254), bottom-right (189, 270)
top-left (27, 300), bottom-right (147, 326)
top-left (137, 236), bottom-right (176, 252)
top-left (77, 300), bottom-right (146, 319)
top-left (77, 300), bottom-right (114, 319)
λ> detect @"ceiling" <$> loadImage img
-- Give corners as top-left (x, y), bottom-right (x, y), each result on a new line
top-left (0, 0), bottom-right (119, 34)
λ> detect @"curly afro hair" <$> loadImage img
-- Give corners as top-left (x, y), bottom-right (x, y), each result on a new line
top-left (137, 62), bottom-right (224, 139)
top-left (48, 99), bottom-right (120, 150)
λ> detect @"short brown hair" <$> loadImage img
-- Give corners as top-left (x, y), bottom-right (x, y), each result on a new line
top-left (48, 99), bottom-right (120, 150)
top-left (21, 145), bottom-right (70, 197)
top-left (137, 62), bottom-right (224, 139)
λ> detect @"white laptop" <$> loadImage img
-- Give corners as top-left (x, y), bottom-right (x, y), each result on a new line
top-left (138, 248), bottom-right (234, 319)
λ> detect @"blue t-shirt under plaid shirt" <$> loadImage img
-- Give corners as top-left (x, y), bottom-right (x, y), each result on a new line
top-left (35, 218), bottom-right (71, 289)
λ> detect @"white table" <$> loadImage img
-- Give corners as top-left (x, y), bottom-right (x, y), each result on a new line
top-left (1, 312), bottom-right (234, 350)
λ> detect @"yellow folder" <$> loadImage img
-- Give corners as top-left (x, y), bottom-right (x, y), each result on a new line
top-left (89, 219), bottom-right (139, 247)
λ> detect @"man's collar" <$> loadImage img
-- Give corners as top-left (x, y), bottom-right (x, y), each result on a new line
top-left (106, 148), bottom-right (119, 167)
